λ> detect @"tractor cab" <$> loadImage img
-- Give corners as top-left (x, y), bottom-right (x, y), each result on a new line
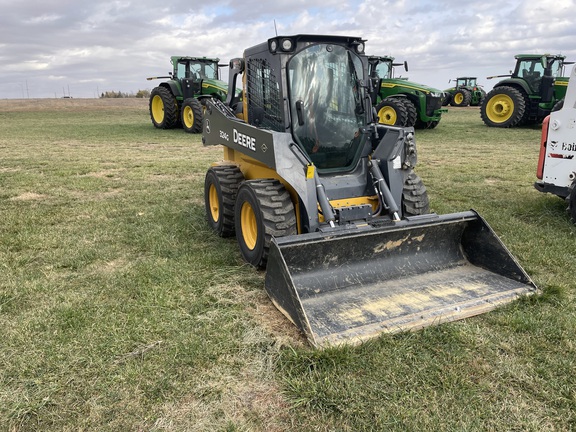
top-left (512, 54), bottom-right (565, 96)
top-left (170, 56), bottom-right (222, 99)
top-left (456, 77), bottom-right (478, 88)
top-left (171, 56), bottom-right (221, 80)
top-left (367, 56), bottom-right (408, 80)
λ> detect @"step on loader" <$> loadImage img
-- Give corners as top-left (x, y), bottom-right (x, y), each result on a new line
top-left (202, 35), bottom-right (537, 347)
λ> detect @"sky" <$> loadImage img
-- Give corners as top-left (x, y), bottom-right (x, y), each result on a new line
top-left (1, 0), bottom-right (575, 99)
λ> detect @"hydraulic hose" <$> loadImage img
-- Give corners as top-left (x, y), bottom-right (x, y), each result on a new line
top-left (368, 158), bottom-right (400, 221)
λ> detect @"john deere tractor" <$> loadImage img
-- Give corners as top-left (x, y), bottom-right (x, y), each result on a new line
top-left (147, 56), bottom-right (231, 133)
top-left (368, 55), bottom-right (446, 129)
top-left (480, 54), bottom-right (570, 128)
top-left (443, 77), bottom-right (486, 107)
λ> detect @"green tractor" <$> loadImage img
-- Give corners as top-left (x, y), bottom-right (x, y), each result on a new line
top-left (443, 77), bottom-right (486, 107)
top-left (368, 55), bottom-right (446, 129)
top-left (147, 56), bottom-right (230, 133)
top-left (480, 54), bottom-right (570, 128)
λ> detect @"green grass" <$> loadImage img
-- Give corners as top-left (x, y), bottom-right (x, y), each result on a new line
top-left (1, 101), bottom-right (575, 431)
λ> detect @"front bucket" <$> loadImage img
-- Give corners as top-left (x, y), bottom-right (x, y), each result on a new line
top-left (264, 211), bottom-right (537, 347)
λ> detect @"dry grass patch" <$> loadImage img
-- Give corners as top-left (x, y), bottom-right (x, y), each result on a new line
top-left (9, 192), bottom-right (48, 201)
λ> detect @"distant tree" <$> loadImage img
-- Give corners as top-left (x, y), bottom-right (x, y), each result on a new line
top-left (100, 90), bottom-right (151, 98)
top-left (135, 89), bottom-right (151, 98)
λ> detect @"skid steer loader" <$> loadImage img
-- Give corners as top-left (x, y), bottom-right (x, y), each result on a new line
top-left (534, 64), bottom-right (576, 222)
top-left (202, 35), bottom-right (537, 347)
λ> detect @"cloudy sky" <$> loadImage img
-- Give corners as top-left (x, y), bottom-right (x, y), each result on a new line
top-left (1, 0), bottom-right (574, 99)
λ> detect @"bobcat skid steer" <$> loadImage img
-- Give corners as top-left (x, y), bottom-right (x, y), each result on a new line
top-left (202, 35), bottom-right (537, 347)
top-left (535, 64), bottom-right (576, 223)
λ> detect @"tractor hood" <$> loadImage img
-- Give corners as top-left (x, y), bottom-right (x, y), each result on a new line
top-left (381, 78), bottom-right (444, 96)
top-left (202, 78), bottom-right (229, 93)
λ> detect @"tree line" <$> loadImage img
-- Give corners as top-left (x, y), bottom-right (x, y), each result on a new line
top-left (100, 90), bottom-right (151, 99)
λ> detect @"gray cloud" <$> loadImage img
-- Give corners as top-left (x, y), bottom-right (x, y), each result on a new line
top-left (1, 0), bottom-right (574, 98)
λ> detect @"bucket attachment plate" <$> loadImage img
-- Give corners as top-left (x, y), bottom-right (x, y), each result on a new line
top-left (264, 211), bottom-right (537, 347)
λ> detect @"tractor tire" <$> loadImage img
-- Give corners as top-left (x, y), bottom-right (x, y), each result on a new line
top-left (181, 98), bottom-right (203, 133)
top-left (205, 165), bottom-right (244, 237)
top-left (480, 86), bottom-right (526, 128)
top-left (402, 170), bottom-right (430, 216)
top-left (399, 99), bottom-right (418, 127)
top-left (450, 89), bottom-right (471, 107)
top-left (149, 86), bottom-right (179, 129)
top-left (234, 179), bottom-right (297, 268)
top-left (442, 94), bottom-right (451, 106)
top-left (376, 98), bottom-right (409, 126)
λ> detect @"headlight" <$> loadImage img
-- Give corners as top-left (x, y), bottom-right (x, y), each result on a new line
top-left (270, 40), bottom-right (278, 52)
top-left (280, 38), bottom-right (293, 51)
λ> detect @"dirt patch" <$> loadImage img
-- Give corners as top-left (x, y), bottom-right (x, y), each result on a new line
top-left (250, 292), bottom-right (307, 347)
top-left (484, 177), bottom-right (501, 185)
top-left (10, 192), bottom-right (48, 201)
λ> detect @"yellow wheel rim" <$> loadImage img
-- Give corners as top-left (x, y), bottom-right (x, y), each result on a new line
top-left (183, 105), bottom-right (194, 129)
top-left (486, 94), bottom-right (514, 123)
top-left (454, 92), bottom-right (463, 104)
top-left (240, 201), bottom-right (257, 250)
top-left (377, 106), bottom-right (396, 125)
top-left (208, 184), bottom-right (219, 222)
top-left (151, 95), bottom-right (165, 123)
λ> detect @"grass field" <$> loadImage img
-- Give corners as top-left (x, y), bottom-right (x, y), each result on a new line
top-left (1, 99), bottom-right (575, 431)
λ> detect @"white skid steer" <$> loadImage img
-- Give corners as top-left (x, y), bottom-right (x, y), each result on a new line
top-left (535, 64), bottom-right (576, 222)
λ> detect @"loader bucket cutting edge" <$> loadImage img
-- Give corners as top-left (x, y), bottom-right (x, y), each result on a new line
top-left (264, 210), bottom-right (537, 347)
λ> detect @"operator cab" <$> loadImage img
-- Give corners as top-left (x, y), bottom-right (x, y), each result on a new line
top-left (513, 55), bottom-right (565, 93)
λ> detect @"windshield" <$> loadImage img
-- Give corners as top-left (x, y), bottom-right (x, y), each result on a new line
top-left (177, 61), bottom-right (219, 80)
top-left (549, 59), bottom-right (564, 78)
top-left (517, 59), bottom-right (545, 91)
top-left (288, 43), bottom-right (367, 172)
top-left (373, 60), bottom-right (392, 79)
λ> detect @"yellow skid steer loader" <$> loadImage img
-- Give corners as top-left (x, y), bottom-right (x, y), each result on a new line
top-left (202, 35), bottom-right (537, 347)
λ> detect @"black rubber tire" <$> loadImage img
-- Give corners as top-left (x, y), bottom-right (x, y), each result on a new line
top-left (234, 180), bottom-right (297, 268)
top-left (399, 99), bottom-right (418, 127)
top-left (450, 89), bottom-right (471, 107)
top-left (204, 165), bottom-right (244, 237)
top-left (181, 98), bottom-right (203, 133)
top-left (376, 98), bottom-right (409, 126)
top-left (442, 94), bottom-right (451, 106)
top-left (402, 170), bottom-right (430, 216)
top-left (149, 86), bottom-right (179, 129)
top-left (480, 86), bottom-right (526, 128)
